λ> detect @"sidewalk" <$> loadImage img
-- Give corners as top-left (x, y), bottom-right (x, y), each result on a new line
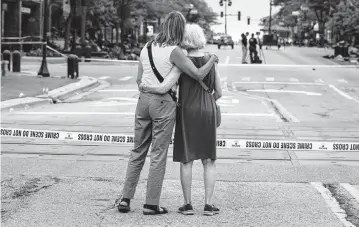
top-left (1, 72), bottom-right (99, 111)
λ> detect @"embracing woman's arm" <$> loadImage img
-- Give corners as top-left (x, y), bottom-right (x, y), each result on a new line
top-left (170, 47), bottom-right (218, 81)
top-left (136, 60), bottom-right (144, 87)
top-left (213, 64), bottom-right (222, 101)
top-left (140, 66), bottom-right (181, 94)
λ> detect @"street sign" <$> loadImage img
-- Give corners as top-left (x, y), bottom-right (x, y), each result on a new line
top-left (21, 7), bottom-right (31, 14)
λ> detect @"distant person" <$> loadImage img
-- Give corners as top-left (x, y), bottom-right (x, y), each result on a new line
top-left (248, 33), bottom-right (258, 63)
top-left (241, 33), bottom-right (248, 64)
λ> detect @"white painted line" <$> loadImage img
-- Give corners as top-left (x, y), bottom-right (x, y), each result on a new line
top-left (98, 76), bottom-right (109, 80)
top-left (247, 89), bottom-right (322, 96)
top-left (338, 79), bottom-right (348, 84)
top-left (311, 182), bottom-right (356, 227)
top-left (106, 97), bottom-right (138, 102)
top-left (98, 89), bottom-right (139, 92)
top-left (289, 78), bottom-right (299, 82)
top-left (340, 183), bottom-right (359, 203)
top-left (88, 102), bottom-right (137, 107)
top-left (222, 113), bottom-right (274, 117)
top-left (315, 79), bottom-right (324, 83)
top-left (15, 112), bottom-right (135, 115)
top-left (231, 99), bottom-right (240, 104)
top-left (222, 96), bottom-right (234, 99)
top-left (242, 77), bottom-right (251, 81)
top-left (220, 76), bottom-right (227, 81)
top-left (266, 77), bottom-right (275, 81)
top-left (234, 82), bottom-right (324, 86)
top-left (329, 84), bottom-right (359, 103)
top-left (224, 56), bottom-right (230, 65)
top-left (119, 76), bottom-right (132, 81)
top-left (218, 63), bottom-right (359, 68)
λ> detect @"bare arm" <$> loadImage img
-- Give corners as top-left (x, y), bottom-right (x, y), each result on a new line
top-left (136, 60), bottom-right (143, 87)
top-left (213, 64), bottom-right (222, 101)
top-left (170, 47), bottom-right (218, 81)
top-left (140, 66), bottom-right (181, 94)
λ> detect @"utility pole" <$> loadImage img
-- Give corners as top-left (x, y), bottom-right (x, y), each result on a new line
top-left (224, 0), bottom-right (227, 34)
top-left (38, 0), bottom-right (50, 77)
top-left (269, 0), bottom-right (272, 34)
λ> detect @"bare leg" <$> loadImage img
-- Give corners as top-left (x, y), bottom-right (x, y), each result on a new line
top-left (202, 159), bottom-right (216, 205)
top-left (180, 161), bottom-right (194, 204)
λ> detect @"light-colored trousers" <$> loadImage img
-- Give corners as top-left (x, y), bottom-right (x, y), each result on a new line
top-left (122, 92), bottom-right (176, 205)
top-left (242, 45), bottom-right (248, 63)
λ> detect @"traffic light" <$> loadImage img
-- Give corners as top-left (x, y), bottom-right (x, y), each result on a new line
top-left (238, 11), bottom-right (241, 20)
top-left (219, 0), bottom-right (223, 6)
top-left (220, 11), bottom-right (224, 17)
top-left (247, 17), bottom-right (250, 25)
top-left (228, 0), bottom-right (232, 6)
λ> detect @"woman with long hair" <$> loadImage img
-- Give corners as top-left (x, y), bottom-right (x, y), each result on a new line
top-left (118, 11), bottom-right (218, 215)
top-left (140, 23), bottom-right (222, 216)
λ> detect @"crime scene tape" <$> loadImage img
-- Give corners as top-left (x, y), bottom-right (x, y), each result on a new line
top-left (1, 127), bottom-right (359, 151)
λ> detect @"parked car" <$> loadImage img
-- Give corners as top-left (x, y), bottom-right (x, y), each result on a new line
top-left (218, 35), bottom-right (234, 49)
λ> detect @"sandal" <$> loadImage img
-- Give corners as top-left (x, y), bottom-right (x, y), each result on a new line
top-left (118, 198), bottom-right (131, 213)
top-left (143, 204), bottom-right (168, 215)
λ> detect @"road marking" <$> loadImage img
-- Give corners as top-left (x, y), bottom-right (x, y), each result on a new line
top-left (224, 56), bottom-right (230, 65)
top-left (98, 76), bottom-right (109, 80)
top-left (218, 63), bottom-right (359, 68)
top-left (311, 182), bottom-right (356, 227)
top-left (231, 99), bottom-right (240, 104)
top-left (234, 82), bottom-right (324, 86)
top-left (338, 79), bottom-right (348, 83)
top-left (315, 79), bottom-right (324, 83)
top-left (242, 77), bottom-right (251, 81)
top-left (340, 183), bottom-right (359, 203)
top-left (88, 102), bottom-right (137, 107)
top-left (119, 76), bottom-right (132, 81)
top-left (106, 97), bottom-right (138, 102)
top-left (222, 113), bottom-right (274, 117)
top-left (289, 78), bottom-right (299, 82)
top-left (98, 89), bottom-right (139, 92)
top-left (247, 89), bottom-right (322, 96)
top-left (329, 85), bottom-right (359, 103)
top-left (266, 77), bottom-right (275, 81)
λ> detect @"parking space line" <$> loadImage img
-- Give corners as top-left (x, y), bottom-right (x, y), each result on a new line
top-left (311, 182), bottom-right (356, 227)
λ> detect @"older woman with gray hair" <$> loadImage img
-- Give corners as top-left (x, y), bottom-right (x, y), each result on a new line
top-left (140, 23), bottom-right (222, 216)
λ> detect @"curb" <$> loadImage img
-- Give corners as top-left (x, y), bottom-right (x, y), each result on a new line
top-left (1, 77), bottom-right (100, 112)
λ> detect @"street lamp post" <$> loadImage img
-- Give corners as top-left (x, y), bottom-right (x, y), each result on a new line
top-left (38, 0), bottom-right (50, 77)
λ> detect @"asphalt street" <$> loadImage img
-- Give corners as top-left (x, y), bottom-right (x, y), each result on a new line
top-left (1, 45), bottom-right (359, 226)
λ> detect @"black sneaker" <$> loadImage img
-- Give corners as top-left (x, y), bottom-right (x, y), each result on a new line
top-left (178, 204), bottom-right (194, 215)
top-left (203, 204), bottom-right (220, 216)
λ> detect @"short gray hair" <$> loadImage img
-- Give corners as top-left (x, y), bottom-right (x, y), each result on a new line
top-left (181, 23), bottom-right (207, 50)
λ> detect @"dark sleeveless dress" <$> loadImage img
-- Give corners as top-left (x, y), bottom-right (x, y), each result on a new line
top-left (173, 55), bottom-right (217, 163)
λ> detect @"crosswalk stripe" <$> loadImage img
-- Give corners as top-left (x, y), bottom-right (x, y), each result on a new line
top-left (119, 76), bottom-right (132, 81)
top-left (289, 78), bottom-right (299, 82)
top-left (98, 76), bottom-right (109, 80)
top-left (242, 77), bottom-right (251, 81)
top-left (266, 77), bottom-right (274, 81)
top-left (338, 79), bottom-right (348, 83)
